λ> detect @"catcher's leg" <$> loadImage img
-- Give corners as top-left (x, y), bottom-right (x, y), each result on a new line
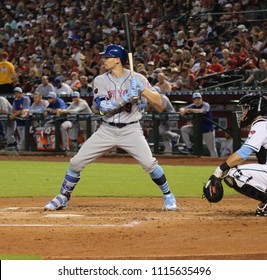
top-left (224, 168), bottom-right (267, 202)
top-left (44, 168), bottom-right (80, 211)
top-left (225, 176), bottom-right (267, 201)
top-left (224, 168), bottom-right (267, 216)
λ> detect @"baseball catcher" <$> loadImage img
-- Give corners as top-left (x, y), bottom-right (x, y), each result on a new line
top-left (203, 94), bottom-right (267, 216)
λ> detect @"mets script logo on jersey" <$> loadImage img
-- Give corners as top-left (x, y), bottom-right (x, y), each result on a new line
top-left (248, 130), bottom-right (256, 138)
top-left (108, 89), bottom-right (127, 98)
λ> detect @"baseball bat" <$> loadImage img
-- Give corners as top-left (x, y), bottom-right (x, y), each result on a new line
top-left (123, 13), bottom-right (139, 101)
top-left (123, 13), bottom-right (134, 77)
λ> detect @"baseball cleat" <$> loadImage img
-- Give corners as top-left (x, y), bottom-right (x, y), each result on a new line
top-left (163, 193), bottom-right (177, 210)
top-left (44, 194), bottom-right (68, 211)
top-left (179, 147), bottom-right (193, 154)
top-left (255, 202), bottom-right (267, 216)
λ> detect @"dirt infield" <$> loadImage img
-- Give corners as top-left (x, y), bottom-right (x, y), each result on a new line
top-left (0, 154), bottom-right (267, 260)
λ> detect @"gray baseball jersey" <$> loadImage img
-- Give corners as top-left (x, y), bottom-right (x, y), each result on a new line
top-left (93, 69), bottom-right (150, 123)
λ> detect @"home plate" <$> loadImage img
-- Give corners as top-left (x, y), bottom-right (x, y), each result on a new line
top-left (44, 214), bottom-right (84, 218)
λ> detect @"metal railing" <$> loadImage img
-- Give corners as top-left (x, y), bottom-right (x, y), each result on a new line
top-left (0, 111), bottom-right (242, 155)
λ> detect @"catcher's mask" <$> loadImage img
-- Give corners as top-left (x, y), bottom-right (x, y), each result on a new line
top-left (236, 94), bottom-right (267, 127)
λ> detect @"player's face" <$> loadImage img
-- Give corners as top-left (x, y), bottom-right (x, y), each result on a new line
top-left (33, 94), bottom-right (41, 103)
top-left (14, 92), bottom-right (22, 99)
top-left (239, 105), bottom-right (250, 121)
top-left (72, 97), bottom-right (79, 103)
top-left (193, 97), bottom-right (202, 107)
top-left (48, 97), bottom-right (56, 103)
top-left (236, 105), bottom-right (250, 127)
top-left (102, 57), bottom-right (120, 70)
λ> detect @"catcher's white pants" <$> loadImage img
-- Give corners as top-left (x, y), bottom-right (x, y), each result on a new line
top-left (228, 164), bottom-right (267, 193)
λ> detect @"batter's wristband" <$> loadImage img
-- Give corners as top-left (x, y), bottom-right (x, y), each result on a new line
top-left (220, 162), bottom-right (230, 172)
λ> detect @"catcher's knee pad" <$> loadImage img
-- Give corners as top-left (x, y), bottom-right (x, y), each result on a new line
top-left (224, 175), bottom-right (267, 202)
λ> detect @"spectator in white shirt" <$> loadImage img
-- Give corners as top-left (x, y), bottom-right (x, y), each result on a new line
top-left (36, 76), bottom-right (55, 98)
top-left (54, 76), bottom-right (73, 95)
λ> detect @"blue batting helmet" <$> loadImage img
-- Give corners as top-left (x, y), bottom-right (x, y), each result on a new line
top-left (100, 44), bottom-right (128, 65)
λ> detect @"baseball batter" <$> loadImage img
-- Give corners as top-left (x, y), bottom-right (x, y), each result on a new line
top-left (211, 94), bottom-right (267, 216)
top-left (44, 44), bottom-right (177, 211)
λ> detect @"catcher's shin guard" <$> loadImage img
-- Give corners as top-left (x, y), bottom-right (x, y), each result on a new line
top-left (224, 175), bottom-right (267, 202)
top-left (60, 169), bottom-right (80, 200)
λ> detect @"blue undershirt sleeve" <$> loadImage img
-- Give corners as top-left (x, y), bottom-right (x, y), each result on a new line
top-left (236, 145), bottom-right (254, 160)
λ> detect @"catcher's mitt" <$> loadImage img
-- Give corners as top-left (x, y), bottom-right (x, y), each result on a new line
top-left (203, 175), bottom-right (224, 203)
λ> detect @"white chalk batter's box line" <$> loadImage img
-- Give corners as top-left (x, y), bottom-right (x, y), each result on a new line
top-left (0, 207), bottom-right (142, 227)
top-left (0, 207), bottom-right (253, 222)
top-left (0, 221), bottom-right (141, 227)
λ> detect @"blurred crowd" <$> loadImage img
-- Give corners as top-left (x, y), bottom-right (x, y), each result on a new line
top-left (1, 0), bottom-right (267, 95)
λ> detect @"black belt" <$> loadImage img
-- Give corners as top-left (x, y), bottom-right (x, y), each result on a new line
top-left (105, 121), bottom-right (138, 128)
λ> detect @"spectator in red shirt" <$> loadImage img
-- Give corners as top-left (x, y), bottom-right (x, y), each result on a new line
top-left (194, 61), bottom-right (215, 89)
top-left (228, 46), bottom-right (246, 70)
top-left (207, 54), bottom-right (224, 73)
top-left (240, 48), bottom-right (258, 78)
